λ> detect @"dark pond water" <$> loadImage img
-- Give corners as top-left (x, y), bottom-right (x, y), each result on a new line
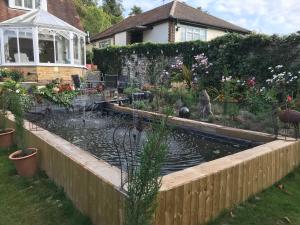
top-left (26, 111), bottom-right (259, 175)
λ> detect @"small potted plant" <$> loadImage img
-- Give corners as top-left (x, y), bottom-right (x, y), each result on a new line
top-left (8, 88), bottom-right (38, 177)
top-left (0, 84), bottom-right (15, 148)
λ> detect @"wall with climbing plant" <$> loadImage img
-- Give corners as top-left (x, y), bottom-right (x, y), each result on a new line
top-left (93, 33), bottom-right (300, 88)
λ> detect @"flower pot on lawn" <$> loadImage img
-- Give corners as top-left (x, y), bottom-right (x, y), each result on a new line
top-left (9, 148), bottom-right (38, 177)
top-left (0, 128), bottom-right (15, 148)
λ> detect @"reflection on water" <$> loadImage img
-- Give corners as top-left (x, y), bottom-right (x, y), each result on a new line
top-left (27, 111), bottom-right (257, 175)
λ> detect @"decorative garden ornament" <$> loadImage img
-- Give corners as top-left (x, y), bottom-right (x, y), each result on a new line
top-left (198, 90), bottom-right (213, 118)
top-left (179, 106), bottom-right (190, 119)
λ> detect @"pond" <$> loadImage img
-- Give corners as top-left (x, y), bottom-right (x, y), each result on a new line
top-left (26, 110), bottom-right (259, 175)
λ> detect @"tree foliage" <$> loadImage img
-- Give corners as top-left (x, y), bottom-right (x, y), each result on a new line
top-left (73, 0), bottom-right (123, 34)
top-left (129, 5), bottom-right (143, 16)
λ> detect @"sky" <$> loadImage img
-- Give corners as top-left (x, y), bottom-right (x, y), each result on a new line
top-left (107, 0), bottom-right (300, 35)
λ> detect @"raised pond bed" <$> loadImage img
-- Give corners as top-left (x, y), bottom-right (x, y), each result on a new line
top-left (2, 110), bottom-right (300, 225)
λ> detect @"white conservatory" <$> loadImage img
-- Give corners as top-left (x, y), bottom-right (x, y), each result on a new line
top-left (0, 9), bottom-right (86, 82)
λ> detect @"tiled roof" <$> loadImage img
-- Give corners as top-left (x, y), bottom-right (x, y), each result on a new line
top-left (0, 0), bottom-right (83, 30)
top-left (91, 0), bottom-right (250, 42)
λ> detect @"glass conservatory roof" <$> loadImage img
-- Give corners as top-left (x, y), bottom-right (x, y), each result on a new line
top-left (0, 9), bottom-right (85, 35)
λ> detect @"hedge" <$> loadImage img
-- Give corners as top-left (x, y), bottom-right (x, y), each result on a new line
top-left (93, 33), bottom-right (300, 85)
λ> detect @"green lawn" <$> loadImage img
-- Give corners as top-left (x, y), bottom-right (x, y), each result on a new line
top-left (0, 147), bottom-right (92, 225)
top-left (208, 166), bottom-right (300, 225)
top-left (1, 146), bottom-right (300, 225)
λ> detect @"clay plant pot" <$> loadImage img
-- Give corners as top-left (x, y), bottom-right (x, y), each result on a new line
top-left (0, 128), bottom-right (15, 148)
top-left (9, 148), bottom-right (38, 178)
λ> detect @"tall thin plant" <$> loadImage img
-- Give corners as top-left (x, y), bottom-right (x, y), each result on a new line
top-left (124, 116), bottom-right (169, 225)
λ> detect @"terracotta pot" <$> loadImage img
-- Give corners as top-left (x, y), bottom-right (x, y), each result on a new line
top-left (0, 128), bottom-right (15, 148)
top-left (9, 148), bottom-right (38, 178)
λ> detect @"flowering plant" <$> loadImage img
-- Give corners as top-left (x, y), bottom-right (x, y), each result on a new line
top-left (266, 65), bottom-right (298, 87)
top-left (266, 65), bottom-right (299, 104)
top-left (192, 53), bottom-right (212, 79)
top-left (36, 80), bottom-right (78, 107)
top-left (170, 53), bottom-right (211, 88)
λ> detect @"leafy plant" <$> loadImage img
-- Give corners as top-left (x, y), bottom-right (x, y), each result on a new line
top-left (182, 65), bottom-right (193, 89)
top-left (124, 86), bottom-right (141, 96)
top-left (132, 100), bottom-right (146, 110)
top-left (0, 81), bottom-right (32, 155)
top-left (0, 69), bottom-right (23, 82)
top-left (124, 117), bottom-right (169, 225)
top-left (36, 80), bottom-right (78, 108)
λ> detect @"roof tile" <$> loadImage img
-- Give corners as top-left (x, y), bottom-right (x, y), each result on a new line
top-left (0, 0), bottom-right (83, 30)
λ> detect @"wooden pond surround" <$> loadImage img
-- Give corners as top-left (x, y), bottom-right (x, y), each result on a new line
top-left (2, 108), bottom-right (300, 225)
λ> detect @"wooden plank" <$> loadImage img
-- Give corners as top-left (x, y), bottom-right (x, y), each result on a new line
top-left (190, 180), bottom-right (199, 225)
top-left (205, 174), bottom-right (214, 223)
top-left (155, 191), bottom-right (166, 225)
top-left (182, 183), bottom-right (192, 225)
top-left (197, 177), bottom-right (207, 225)
top-left (225, 167), bottom-right (233, 208)
top-left (218, 169), bottom-right (227, 212)
top-left (173, 186), bottom-right (184, 225)
top-left (165, 188), bottom-right (175, 225)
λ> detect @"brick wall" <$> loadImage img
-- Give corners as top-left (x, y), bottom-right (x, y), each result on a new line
top-left (0, 66), bottom-right (86, 83)
top-left (168, 21), bottom-right (175, 43)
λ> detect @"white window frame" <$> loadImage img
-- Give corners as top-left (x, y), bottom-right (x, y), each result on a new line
top-left (8, 0), bottom-right (47, 11)
top-left (0, 27), bottom-right (86, 68)
top-left (98, 38), bottom-right (112, 49)
top-left (180, 25), bottom-right (207, 42)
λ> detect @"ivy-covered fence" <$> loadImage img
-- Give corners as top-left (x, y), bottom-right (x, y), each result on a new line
top-left (93, 33), bottom-right (300, 86)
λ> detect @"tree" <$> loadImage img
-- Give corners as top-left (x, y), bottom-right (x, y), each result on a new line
top-left (129, 5), bottom-right (143, 16)
top-left (74, 0), bottom-right (112, 35)
top-left (102, 0), bottom-right (123, 17)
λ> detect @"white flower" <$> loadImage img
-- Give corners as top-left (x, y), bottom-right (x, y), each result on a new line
top-left (16, 89), bottom-right (20, 94)
top-left (275, 65), bottom-right (283, 69)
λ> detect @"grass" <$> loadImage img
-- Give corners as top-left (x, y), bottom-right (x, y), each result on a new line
top-left (208, 166), bottom-right (300, 225)
top-left (1, 145), bottom-right (300, 225)
top-left (0, 147), bottom-right (92, 225)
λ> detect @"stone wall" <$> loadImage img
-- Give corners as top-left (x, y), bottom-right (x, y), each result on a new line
top-left (120, 54), bottom-right (178, 87)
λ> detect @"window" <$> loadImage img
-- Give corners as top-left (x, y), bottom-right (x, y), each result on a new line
top-left (180, 25), bottom-right (207, 42)
top-left (80, 37), bottom-right (85, 65)
top-left (18, 29), bottom-right (34, 63)
top-left (55, 32), bottom-right (70, 64)
top-left (73, 34), bottom-right (79, 64)
top-left (98, 39), bottom-right (112, 49)
top-left (4, 30), bottom-right (18, 63)
top-left (3, 29), bottom-right (34, 64)
top-left (38, 30), bottom-right (55, 63)
top-left (9, 0), bottom-right (46, 10)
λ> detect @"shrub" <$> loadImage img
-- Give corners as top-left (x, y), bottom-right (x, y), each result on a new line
top-left (0, 69), bottom-right (23, 82)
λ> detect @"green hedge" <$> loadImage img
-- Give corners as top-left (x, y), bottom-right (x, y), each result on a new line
top-left (93, 33), bottom-right (300, 85)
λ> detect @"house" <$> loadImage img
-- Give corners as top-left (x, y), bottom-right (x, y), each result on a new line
top-left (89, 0), bottom-right (250, 49)
top-left (0, 0), bottom-right (86, 83)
